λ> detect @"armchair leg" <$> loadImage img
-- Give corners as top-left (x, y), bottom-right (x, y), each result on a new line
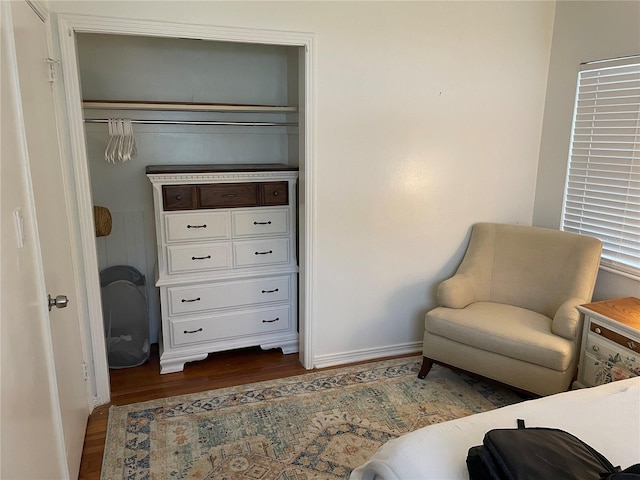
top-left (418, 357), bottom-right (433, 379)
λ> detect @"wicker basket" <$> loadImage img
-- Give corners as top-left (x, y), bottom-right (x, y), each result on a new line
top-left (94, 205), bottom-right (112, 237)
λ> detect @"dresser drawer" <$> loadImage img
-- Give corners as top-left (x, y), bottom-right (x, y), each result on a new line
top-left (232, 208), bottom-right (289, 237)
top-left (167, 276), bottom-right (291, 316)
top-left (590, 321), bottom-right (640, 354)
top-left (585, 333), bottom-right (640, 374)
top-left (198, 183), bottom-right (258, 209)
top-left (170, 305), bottom-right (291, 346)
top-left (233, 238), bottom-right (290, 267)
top-left (162, 185), bottom-right (196, 211)
top-left (581, 350), bottom-right (638, 387)
top-left (167, 243), bottom-right (231, 274)
top-left (259, 181), bottom-right (289, 206)
top-left (165, 211), bottom-right (230, 242)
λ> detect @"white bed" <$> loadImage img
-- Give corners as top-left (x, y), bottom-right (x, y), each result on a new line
top-left (350, 377), bottom-right (640, 480)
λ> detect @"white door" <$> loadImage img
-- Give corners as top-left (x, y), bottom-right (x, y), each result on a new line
top-left (1, 1), bottom-right (91, 478)
top-left (1, 4), bottom-right (68, 478)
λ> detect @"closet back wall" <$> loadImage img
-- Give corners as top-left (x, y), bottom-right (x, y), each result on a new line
top-left (78, 34), bottom-right (299, 343)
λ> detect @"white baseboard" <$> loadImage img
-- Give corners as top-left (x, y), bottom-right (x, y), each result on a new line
top-left (313, 342), bottom-right (423, 369)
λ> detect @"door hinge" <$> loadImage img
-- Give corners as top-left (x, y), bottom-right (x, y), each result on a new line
top-left (82, 362), bottom-right (89, 381)
top-left (45, 58), bottom-right (59, 83)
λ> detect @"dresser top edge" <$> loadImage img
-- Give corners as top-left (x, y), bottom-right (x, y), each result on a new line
top-left (579, 297), bottom-right (640, 331)
top-left (146, 164), bottom-right (299, 175)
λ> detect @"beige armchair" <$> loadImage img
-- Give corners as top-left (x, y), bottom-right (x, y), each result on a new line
top-left (419, 223), bottom-right (602, 396)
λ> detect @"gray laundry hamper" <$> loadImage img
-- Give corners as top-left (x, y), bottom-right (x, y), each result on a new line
top-left (100, 265), bottom-right (150, 369)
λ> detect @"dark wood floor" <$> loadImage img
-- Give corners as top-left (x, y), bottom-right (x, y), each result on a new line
top-left (79, 345), bottom-right (409, 479)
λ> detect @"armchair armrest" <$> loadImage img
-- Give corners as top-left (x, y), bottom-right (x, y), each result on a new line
top-left (552, 297), bottom-right (585, 340)
top-left (437, 273), bottom-right (475, 309)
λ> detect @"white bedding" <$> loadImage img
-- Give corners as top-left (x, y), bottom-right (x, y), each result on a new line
top-left (350, 377), bottom-right (640, 480)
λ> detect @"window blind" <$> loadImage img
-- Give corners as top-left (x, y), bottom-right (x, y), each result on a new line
top-left (561, 55), bottom-right (640, 279)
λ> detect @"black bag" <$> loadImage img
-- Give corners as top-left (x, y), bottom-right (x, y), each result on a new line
top-left (466, 419), bottom-right (640, 480)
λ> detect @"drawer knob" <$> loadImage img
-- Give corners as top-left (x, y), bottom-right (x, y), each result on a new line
top-left (183, 327), bottom-right (203, 334)
top-left (628, 341), bottom-right (637, 350)
top-left (254, 221), bottom-right (272, 225)
top-left (192, 255), bottom-right (212, 260)
top-left (594, 327), bottom-right (602, 334)
top-left (262, 317), bottom-right (280, 323)
top-left (181, 297), bottom-right (201, 303)
top-left (592, 345), bottom-right (600, 352)
top-left (261, 288), bottom-right (279, 294)
top-left (255, 250), bottom-right (273, 255)
top-left (175, 195), bottom-right (182, 200)
top-left (187, 224), bottom-right (207, 229)
top-left (273, 191), bottom-right (279, 196)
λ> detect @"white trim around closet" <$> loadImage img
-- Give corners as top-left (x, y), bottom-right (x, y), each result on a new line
top-left (56, 13), bottom-right (316, 407)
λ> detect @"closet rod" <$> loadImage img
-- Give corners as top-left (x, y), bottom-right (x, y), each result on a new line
top-left (83, 119), bottom-right (297, 127)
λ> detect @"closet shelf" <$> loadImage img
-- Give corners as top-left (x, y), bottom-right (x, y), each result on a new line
top-left (82, 100), bottom-right (297, 113)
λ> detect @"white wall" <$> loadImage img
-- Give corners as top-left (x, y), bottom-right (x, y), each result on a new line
top-left (49, 1), bottom-right (555, 365)
top-left (533, 1), bottom-right (640, 301)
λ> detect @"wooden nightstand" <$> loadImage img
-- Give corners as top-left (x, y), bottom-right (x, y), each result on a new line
top-left (574, 297), bottom-right (640, 388)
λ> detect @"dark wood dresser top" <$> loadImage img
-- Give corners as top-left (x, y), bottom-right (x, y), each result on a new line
top-left (146, 164), bottom-right (298, 174)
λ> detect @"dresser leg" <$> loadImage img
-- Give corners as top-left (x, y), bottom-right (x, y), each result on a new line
top-left (160, 351), bottom-right (208, 374)
top-left (261, 336), bottom-right (299, 355)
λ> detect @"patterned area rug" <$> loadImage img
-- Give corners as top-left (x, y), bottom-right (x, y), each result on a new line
top-left (101, 357), bottom-right (523, 479)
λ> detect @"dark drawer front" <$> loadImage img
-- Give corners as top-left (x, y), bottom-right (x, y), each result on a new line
top-left (198, 183), bottom-right (258, 209)
top-left (590, 321), bottom-right (640, 354)
top-left (163, 185), bottom-right (196, 211)
top-left (259, 182), bottom-right (289, 206)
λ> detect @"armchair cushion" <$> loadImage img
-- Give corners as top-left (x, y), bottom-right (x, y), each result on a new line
top-left (426, 303), bottom-right (574, 372)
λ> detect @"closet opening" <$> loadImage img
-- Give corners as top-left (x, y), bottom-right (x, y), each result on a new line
top-left (59, 19), bottom-right (314, 405)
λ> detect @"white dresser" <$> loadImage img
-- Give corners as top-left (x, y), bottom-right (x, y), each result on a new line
top-left (575, 297), bottom-right (640, 388)
top-left (147, 164), bottom-right (299, 373)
